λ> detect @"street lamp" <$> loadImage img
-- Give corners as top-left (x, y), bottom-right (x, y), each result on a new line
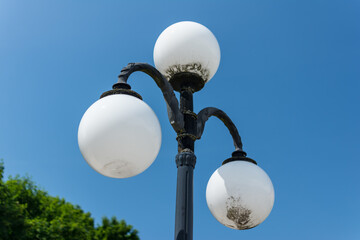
top-left (78, 21), bottom-right (274, 239)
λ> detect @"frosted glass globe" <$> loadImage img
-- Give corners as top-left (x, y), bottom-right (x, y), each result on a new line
top-left (153, 21), bottom-right (220, 82)
top-left (206, 161), bottom-right (274, 230)
top-left (78, 94), bottom-right (161, 178)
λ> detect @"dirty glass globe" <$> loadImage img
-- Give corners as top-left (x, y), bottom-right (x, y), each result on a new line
top-left (78, 94), bottom-right (161, 178)
top-left (153, 21), bottom-right (220, 82)
top-left (206, 161), bottom-right (274, 230)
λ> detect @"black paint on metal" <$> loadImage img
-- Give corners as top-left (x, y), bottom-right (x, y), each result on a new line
top-left (177, 88), bottom-right (196, 152)
top-left (174, 151), bottom-right (196, 240)
top-left (196, 107), bottom-right (244, 151)
top-left (169, 72), bottom-right (205, 92)
top-left (222, 150), bottom-right (257, 165)
top-left (117, 63), bottom-right (185, 133)
top-left (100, 83), bottom-right (143, 100)
top-left (174, 80), bottom-right (197, 240)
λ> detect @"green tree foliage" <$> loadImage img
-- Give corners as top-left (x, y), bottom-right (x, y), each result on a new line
top-left (0, 161), bottom-right (140, 240)
top-left (0, 163), bottom-right (27, 240)
top-left (95, 217), bottom-right (139, 240)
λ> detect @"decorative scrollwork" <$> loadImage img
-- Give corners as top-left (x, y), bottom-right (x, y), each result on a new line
top-left (117, 63), bottom-right (185, 133)
top-left (196, 107), bottom-right (243, 151)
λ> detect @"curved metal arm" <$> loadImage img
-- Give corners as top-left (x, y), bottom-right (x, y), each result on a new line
top-left (118, 63), bottom-right (185, 133)
top-left (196, 107), bottom-right (243, 151)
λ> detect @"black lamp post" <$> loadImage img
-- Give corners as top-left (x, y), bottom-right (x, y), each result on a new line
top-left (78, 21), bottom-right (274, 240)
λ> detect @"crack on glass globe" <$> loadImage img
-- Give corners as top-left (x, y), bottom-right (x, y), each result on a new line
top-left (226, 196), bottom-right (254, 230)
top-left (165, 62), bottom-right (210, 82)
top-left (102, 160), bottom-right (131, 176)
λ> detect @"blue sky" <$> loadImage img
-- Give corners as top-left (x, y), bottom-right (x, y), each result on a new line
top-left (1, 1), bottom-right (359, 239)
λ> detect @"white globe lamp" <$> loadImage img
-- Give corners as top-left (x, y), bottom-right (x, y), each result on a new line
top-left (78, 94), bottom-right (161, 178)
top-left (206, 161), bottom-right (274, 230)
top-left (153, 21), bottom-right (220, 83)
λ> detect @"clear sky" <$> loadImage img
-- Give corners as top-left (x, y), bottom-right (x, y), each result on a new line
top-left (1, 1), bottom-right (359, 239)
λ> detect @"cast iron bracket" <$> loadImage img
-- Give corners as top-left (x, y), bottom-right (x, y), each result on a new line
top-left (196, 107), bottom-right (245, 152)
top-left (116, 63), bottom-right (185, 133)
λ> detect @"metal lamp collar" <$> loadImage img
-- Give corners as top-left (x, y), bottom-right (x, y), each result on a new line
top-left (222, 150), bottom-right (257, 165)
